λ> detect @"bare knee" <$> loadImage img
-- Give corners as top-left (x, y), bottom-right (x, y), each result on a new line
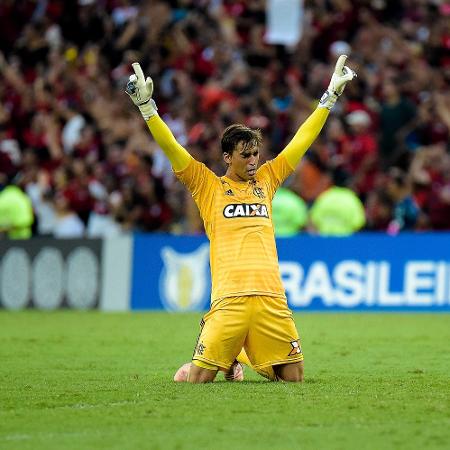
top-left (274, 361), bottom-right (304, 382)
top-left (187, 363), bottom-right (218, 383)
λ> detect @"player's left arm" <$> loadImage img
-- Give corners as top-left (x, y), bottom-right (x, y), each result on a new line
top-left (280, 55), bottom-right (357, 170)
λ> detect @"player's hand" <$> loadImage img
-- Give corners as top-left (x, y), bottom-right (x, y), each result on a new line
top-left (125, 62), bottom-right (158, 120)
top-left (319, 55), bottom-right (357, 110)
top-left (328, 55), bottom-right (356, 95)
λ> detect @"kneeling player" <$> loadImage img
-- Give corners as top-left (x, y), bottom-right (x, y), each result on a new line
top-left (126, 55), bottom-right (356, 383)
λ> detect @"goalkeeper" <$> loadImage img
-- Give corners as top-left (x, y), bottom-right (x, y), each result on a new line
top-left (126, 56), bottom-right (356, 383)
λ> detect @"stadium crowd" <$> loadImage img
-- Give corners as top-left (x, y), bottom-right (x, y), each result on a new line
top-left (0, 0), bottom-right (449, 238)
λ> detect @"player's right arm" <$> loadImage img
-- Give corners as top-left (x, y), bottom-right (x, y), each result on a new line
top-left (126, 63), bottom-right (217, 221)
top-left (125, 62), bottom-right (191, 172)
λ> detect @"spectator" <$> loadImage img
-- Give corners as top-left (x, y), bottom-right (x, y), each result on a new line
top-left (0, 1), bottom-right (448, 236)
top-left (272, 187), bottom-right (308, 237)
top-left (378, 77), bottom-right (416, 169)
top-left (410, 143), bottom-right (450, 230)
top-left (365, 189), bottom-right (394, 232)
top-left (343, 110), bottom-right (378, 201)
top-left (24, 168), bottom-right (56, 236)
top-left (52, 191), bottom-right (85, 238)
top-left (0, 174), bottom-right (34, 239)
top-left (385, 167), bottom-right (420, 234)
top-left (291, 150), bottom-right (331, 205)
top-left (309, 171), bottom-right (366, 236)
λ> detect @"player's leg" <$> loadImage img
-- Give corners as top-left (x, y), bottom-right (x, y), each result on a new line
top-left (237, 347), bottom-right (271, 379)
top-left (174, 359), bottom-right (244, 382)
top-left (223, 360), bottom-right (244, 381)
top-left (177, 297), bottom-right (248, 383)
top-left (245, 296), bottom-right (304, 382)
top-left (236, 347), bottom-right (279, 380)
top-left (188, 360), bottom-right (218, 383)
top-left (236, 311), bottom-right (278, 380)
top-left (273, 360), bottom-right (304, 382)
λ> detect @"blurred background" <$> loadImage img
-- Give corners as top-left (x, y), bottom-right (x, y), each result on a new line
top-left (1, 5), bottom-right (449, 445)
top-left (1, 0), bottom-right (449, 239)
top-left (0, 0), bottom-right (449, 312)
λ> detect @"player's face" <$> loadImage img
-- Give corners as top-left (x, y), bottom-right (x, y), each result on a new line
top-left (224, 142), bottom-right (260, 182)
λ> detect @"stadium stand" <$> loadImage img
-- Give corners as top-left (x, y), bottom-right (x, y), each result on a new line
top-left (0, 0), bottom-right (449, 237)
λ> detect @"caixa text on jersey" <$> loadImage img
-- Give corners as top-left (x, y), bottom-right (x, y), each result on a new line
top-left (223, 203), bottom-right (269, 218)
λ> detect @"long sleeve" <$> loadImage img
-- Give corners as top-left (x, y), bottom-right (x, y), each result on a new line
top-left (146, 115), bottom-right (192, 171)
top-left (280, 107), bottom-right (329, 169)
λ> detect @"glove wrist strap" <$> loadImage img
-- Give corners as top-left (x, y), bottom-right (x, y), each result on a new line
top-left (318, 90), bottom-right (338, 110)
top-left (139, 99), bottom-right (158, 120)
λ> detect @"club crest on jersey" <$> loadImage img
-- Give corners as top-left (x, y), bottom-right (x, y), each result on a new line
top-left (253, 186), bottom-right (265, 199)
top-left (223, 203), bottom-right (269, 218)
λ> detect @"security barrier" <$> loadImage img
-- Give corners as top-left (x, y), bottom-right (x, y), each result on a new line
top-left (131, 233), bottom-right (450, 312)
top-left (1, 233), bottom-right (449, 311)
top-left (0, 237), bottom-right (132, 311)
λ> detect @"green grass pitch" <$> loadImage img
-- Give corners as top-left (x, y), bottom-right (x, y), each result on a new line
top-left (1, 311), bottom-right (449, 450)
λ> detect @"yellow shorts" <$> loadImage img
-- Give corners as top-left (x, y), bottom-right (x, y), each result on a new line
top-left (192, 295), bottom-right (303, 371)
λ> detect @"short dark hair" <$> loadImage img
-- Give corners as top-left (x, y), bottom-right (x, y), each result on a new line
top-left (388, 167), bottom-right (407, 187)
top-left (221, 124), bottom-right (262, 155)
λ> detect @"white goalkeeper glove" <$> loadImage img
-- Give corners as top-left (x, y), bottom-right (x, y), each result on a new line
top-left (125, 62), bottom-right (158, 120)
top-left (319, 55), bottom-right (357, 110)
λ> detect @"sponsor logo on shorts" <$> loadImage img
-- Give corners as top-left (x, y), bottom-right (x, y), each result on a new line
top-left (288, 340), bottom-right (302, 356)
top-left (223, 203), bottom-right (269, 218)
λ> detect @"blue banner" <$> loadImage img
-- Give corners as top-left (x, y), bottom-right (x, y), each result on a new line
top-left (130, 233), bottom-right (450, 311)
top-left (131, 234), bottom-right (211, 311)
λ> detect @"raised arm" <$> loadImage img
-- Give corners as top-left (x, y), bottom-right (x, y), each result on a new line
top-left (125, 62), bottom-right (192, 172)
top-left (281, 55), bottom-right (356, 169)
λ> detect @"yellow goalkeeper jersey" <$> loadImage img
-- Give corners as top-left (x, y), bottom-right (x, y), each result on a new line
top-left (175, 154), bottom-right (293, 302)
